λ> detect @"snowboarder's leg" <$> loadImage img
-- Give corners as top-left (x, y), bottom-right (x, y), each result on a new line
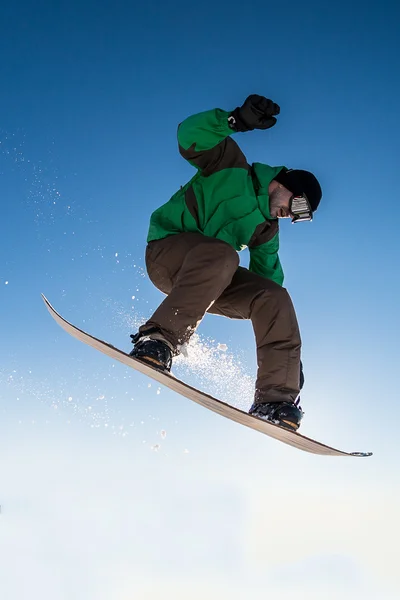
top-left (135, 233), bottom-right (239, 350)
top-left (209, 266), bottom-right (302, 415)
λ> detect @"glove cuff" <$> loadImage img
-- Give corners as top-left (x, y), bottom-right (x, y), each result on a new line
top-left (228, 108), bottom-right (254, 132)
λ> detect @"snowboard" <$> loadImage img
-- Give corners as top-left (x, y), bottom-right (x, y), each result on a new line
top-left (42, 295), bottom-right (372, 458)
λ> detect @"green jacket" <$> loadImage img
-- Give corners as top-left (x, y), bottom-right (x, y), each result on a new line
top-left (147, 108), bottom-right (286, 285)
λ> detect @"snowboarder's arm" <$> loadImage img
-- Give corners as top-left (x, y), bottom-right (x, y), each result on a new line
top-left (177, 108), bottom-right (248, 175)
top-left (249, 236), bottom-right (284, 286)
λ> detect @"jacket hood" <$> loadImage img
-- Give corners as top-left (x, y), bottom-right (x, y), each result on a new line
top-left (251, 162), bottom-right (286, 220)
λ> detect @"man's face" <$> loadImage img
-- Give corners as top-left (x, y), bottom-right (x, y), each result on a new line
top-left (269, 185), bottom-right (293, 219)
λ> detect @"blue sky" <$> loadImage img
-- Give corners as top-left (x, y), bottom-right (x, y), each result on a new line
top-left (1, 1), bottom-right (400, 598)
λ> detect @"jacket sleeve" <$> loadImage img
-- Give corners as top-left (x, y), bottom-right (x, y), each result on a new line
top-left (177, 108), bottom-right (248, 176)
top-left (249, 235), bottom-right (284, 286)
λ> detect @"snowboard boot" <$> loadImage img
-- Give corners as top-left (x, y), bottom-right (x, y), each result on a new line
top-left (249, 400), bottom-right (304, 431)
top-left (129, 328), bottom-right (173, 372)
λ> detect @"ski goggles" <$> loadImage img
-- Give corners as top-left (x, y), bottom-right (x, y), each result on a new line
top-left (289, 193), bottom-right (313, 223)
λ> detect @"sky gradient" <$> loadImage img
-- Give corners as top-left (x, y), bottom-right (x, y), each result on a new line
top-left (1, 1), bottom-right (400, 599)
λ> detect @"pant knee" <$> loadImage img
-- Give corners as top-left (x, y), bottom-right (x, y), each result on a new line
top-left (189, 239), bottom-right (239, 277)
top-left (218, 242), bottom-right (240, 270)
top-left (253, 283), bottom-right (298, 325)
top-left (212, 244), bottom-right (239, 285)
top-left (271, 284), bottom-right (292, 305)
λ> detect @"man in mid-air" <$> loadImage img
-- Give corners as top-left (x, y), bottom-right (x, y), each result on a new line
top-left (130, 94), bottom-right (322, 431)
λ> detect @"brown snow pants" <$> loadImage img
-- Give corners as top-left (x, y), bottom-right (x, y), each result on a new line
top-left (140, 232), bottom-right (302, 402)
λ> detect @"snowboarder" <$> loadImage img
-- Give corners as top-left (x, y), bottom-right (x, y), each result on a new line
top-left (130, 95), bottom-right (322, 431)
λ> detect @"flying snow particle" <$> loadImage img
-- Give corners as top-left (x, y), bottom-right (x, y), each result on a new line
top-left (151, 444), bottom-right (160, 452)
top-left (5, 281), bottom-right (9, 285)
top-left (217, 343), bottom-right (228, 351)
top-left (156, 388), bottom-right (161, 395)
top-left (160, 430), bottom-right (166, 439)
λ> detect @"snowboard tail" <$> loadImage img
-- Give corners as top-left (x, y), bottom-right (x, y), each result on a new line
top-left (42, 294), bottom-right (372, 458)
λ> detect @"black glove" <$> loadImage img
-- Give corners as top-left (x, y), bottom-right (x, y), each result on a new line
top-left (229, 94), bottom-right (280, 132)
